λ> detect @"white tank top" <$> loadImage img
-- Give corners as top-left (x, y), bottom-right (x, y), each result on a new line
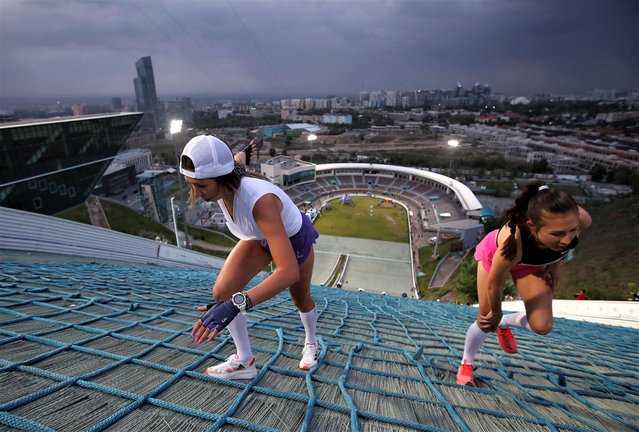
top-left (218, 177), bottom-right (302, 240)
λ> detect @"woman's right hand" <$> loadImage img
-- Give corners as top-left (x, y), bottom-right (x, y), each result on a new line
top-left (192, 300), bottom-right (240, 344)
top-left (478, 310), bottom-right (502, 332)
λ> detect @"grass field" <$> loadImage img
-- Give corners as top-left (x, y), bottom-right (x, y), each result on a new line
top-left (56, 199), bottom-right (176, 242)
top-left (312, 196), bottom-right (409, 243)
top-left (557, 194), bottom-right (639, 300)
top-left (56, 199), bottom-right (235, 258)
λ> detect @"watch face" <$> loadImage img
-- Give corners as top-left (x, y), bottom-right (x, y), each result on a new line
top-left (233, 292), bottom-right (246, 306)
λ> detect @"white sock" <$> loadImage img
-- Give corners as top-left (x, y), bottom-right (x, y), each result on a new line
top-left (227, 313), bottom-right (253, 362)
top-left (499, 312), bottom-right (531, 331)
top-left (461, 321), bottom-right (488, 366)
top-left (299, 307), bottom-right (318, 345)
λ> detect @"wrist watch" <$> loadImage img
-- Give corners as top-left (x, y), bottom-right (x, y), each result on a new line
top-left (231, 291), bottom-right (251, 313)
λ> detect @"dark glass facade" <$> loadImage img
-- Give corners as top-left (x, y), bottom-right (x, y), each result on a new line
top-left (99, 165), bottom-right (137, 196)
top-left (137, 171), bottom-right (168, 224)
top-left (282, 169), bottom-right (316, 187)
top-left (0, 113), bottom-right (143, 215)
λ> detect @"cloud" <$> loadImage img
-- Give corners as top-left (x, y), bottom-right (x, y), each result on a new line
top-left (0, 0), bottom-right (637, 100)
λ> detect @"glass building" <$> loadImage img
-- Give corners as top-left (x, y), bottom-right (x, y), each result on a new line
top-left (137, 170), bottom-right (168, 224)
top-left (0, 112), bottom-right (143, 215)
top-left (261, 156), bottom-right (316, 187)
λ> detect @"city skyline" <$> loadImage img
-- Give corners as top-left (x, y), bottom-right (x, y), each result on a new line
top-left (1, 0), bottom-right (637, 101)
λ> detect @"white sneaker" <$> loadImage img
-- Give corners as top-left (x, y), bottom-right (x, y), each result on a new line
top-left (299, 342), bottom-right (318, 370)
top-left (205, 354), bottom-right (257, 380)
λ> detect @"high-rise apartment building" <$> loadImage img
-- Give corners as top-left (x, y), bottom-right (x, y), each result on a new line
top-left (134, 56), bottom-right (159, 129)
top-left (112, 97), bottom-right (123, 111)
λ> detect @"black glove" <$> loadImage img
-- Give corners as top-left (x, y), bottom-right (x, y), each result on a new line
top-left (200, 300), bottom-right (240, 332)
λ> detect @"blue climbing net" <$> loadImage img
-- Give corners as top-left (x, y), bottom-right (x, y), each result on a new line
top-left (0, 258), bottom-right (637, 431)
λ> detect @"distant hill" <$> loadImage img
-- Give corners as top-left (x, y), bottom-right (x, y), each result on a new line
top-left (442, 195), bottom-right (639, 301)
top-left (557, 194), bottom-right (639, 300)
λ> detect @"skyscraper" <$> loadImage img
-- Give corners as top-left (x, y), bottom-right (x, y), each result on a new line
top-left (134, 56), bottom-right (159, 129)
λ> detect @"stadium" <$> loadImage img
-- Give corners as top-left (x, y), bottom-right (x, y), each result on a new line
top-left (274, 161), bottom-right (484, 297)
top-left (0, 115), bottom-right (637, 431)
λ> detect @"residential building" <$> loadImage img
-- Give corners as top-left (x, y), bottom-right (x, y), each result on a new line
top-left (137, 170), bottom-right (168, 223)
top-left (261, 156), bottom-right (316, 187)
top-left (113, 148), bottom-right (153, 174)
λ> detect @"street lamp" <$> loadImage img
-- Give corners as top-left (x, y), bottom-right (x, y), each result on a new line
top-left (170, 119), bottom-right (183, 135)
top-left (171, 119), bottom-right (190, 248)
top-left (431, 202), bottom-right (441, 259)
top-left (170, 196), bottom-right (180, 247)
top-left (308, 134), bottom-right (317, 163)
top-left (432, 226), bottom-right (442, 259)
top-left (447, 139), bottom-right (459, 177)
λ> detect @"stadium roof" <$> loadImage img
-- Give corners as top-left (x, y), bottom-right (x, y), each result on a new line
top-left (1, 253), bottom-right (637, 431)
top-left (317, 163), bottom-right (483, 212)
top-left (264, 156), bottom-right (314, 168)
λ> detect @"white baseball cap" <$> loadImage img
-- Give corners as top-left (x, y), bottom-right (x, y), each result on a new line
top-left (180, 135), bottom-right (234, 179)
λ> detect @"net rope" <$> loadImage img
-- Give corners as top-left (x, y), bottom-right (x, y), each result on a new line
top-left (0, 260), bottom-right (637, 431)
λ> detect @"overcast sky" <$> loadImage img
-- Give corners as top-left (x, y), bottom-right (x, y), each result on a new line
top-left (1, 0), bottom-right (637, 101)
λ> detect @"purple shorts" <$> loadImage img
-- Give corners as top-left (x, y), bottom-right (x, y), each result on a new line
top-left (474, 229), bottom-right (543, 279)
top-left (259, 212), bottom-right (319, 264)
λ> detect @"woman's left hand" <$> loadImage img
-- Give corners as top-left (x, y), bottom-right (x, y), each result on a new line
top-left (191, 300), bottom-right (239, 344)
top-left (478, 310), bottom-right (502, 333)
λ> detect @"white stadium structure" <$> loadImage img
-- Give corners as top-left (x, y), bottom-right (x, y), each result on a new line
top-left (261, 159), bottom-right (486, 296)
top-left (266, 160), bottom-right (483, 238)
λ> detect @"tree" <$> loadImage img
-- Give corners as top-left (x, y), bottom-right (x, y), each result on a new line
top-left (483, 213), bottom-right (505, 234)
top-left (610, 165), bottom-right (633, 185)
top-left (311, 152), bottom-right (331, 164)
top-left (531, 157), bottom-right (552, 174)
top-left (589, 164), bottom-right (608, 182)
top-left (455, 259), bottom-right (478, 303)
top-left (631, 173), bottom-right (639, 194)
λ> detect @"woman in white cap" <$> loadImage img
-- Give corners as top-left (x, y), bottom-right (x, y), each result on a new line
top-left (183, 135), bottom-right (320, 380)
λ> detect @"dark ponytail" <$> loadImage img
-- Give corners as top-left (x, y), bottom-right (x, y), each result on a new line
top-left (501, 181), bottom-right (545, 260)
